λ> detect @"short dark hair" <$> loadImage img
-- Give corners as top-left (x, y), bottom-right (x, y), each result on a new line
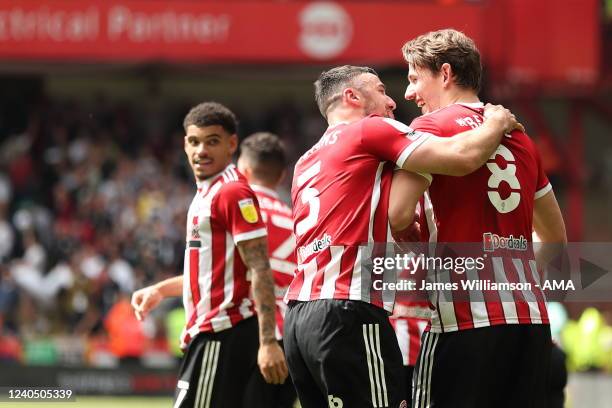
top-left (402, 29), bottom-right (482, 92)
top-left (314, 65), bottom-right (378, 119)
top-left (183, 102), bottom-right (238, 134)
top-left (239, 132), bottom-right (286, 185)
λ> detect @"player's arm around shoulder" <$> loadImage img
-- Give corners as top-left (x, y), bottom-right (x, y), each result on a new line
top-left (403, 104), bottom-right (524, 176)
top-left (237, 237), bottom-right (289, 385)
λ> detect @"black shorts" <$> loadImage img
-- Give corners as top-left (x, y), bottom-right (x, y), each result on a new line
top-left (412, 324), bottom-right (552, 408)
top-left (548, 343), bottom-right (567, 408)
top-left (404, 366), bottom-right (414, 408)
top-left (173, 316), bottom-right (259, 408)
top-left (244, 340), bottom-right (298, 408)
top-left (284, 300), bottom-right (407, 408)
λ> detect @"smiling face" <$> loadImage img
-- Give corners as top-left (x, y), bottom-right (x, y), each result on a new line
top-left (184, 124), bottom-right (237, 180)
top-left (355, 73), bottom-right (397, 119)
top-left (404, 64), bottom-right (444, 115)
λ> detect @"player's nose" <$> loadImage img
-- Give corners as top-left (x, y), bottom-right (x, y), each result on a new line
top-left (195, 143), bottom-right (208, 156)
top-left (405, 85), bottom-right (416, 101)
top-left (387, 95), bottom-right (397, 111)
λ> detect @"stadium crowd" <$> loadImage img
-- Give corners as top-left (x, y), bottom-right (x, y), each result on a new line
top-left (0, 95), bottom-right (323, 366)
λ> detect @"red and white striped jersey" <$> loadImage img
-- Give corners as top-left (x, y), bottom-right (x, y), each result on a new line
top-left (251, 185), bottom-right (296, 340)
top-left (389, 302), bottom-right (430, 367)
top-left (285, 115), bottom-right (431, 312)
top-left (412, 102), bottom-right (550, 333)
top-left (180, 164), bottom-right (267, 349)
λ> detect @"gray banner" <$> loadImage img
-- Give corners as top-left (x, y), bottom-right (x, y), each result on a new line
top-left (361, 242), bottom-right (612, 303)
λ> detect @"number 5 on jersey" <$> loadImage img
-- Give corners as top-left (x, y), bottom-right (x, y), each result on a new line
top-left (296, 161), bottom-right (321, 237)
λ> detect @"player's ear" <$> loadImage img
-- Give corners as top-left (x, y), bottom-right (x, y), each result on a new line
top-left (237, 156), bottom-right (252, 179)
top-left (441, 63), bottom-right (452, 86)
top-left (343, 87), bottom-right (360, 106)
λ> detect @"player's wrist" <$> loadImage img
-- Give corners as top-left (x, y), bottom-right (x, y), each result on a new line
top-left (152, 282), bottom-right (168, 298)
top-left (260, 335), bottom-right (277, 345)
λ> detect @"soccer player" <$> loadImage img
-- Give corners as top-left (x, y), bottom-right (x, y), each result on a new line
top-left (401, 29), bottom-right (567, 408)
top-left (130, 102), bottom-right (287, 408)
top-left (283, 65), bottom-right (522, 408)
top-left (238, 132), bottom-right (297, 408)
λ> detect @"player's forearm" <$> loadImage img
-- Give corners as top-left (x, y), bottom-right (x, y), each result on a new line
top-left (403, 123), bottom-right (504, 177)
top-left (252, 267), bottom-right (278, 345)
top-left (238, 238), bottom-right (277, 345)
top-left (154, 276), bottom-right (183, 298)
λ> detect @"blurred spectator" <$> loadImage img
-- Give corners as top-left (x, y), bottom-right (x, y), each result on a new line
top-left (107, 243), bottom-right (135, 294)
top-left (0, 180), bottom-right (14, 262)
top-left (104, 292), bottom-right (146, 365)
top-left (0, 265), bottom-right (19, 334)
top-left (165, 307), bottom-right (185, 359)
top-left (0, 331), bottom-right (22, 363)
top-left (21, 228), bottom-right (46, 271)
top-left (562, 308), bottom-right (612, 372)
top-left (0, 93), bottom-right (307, 365)
top-left (0, 173), bottom-right (12, 204)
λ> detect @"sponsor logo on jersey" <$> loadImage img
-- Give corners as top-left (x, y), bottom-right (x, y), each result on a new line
top-left (298, 233), bottom-right (332, 263)
top-left (238, 198), bottom-right (259, 223)
top-left (191, 216), bottom-right (200, 239)
top-left (483, 233), bottom-right (527, 252)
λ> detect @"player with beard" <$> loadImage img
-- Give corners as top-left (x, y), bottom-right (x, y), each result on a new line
top-left (283, 65), bottom-right (522, 408)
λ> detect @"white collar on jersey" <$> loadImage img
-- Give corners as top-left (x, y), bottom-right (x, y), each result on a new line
top-left (456, 101), bottom-right (484, 109)
top-left (196, 163), bottom-right (237, 191)
top-left (250, 184), bottom-right (280, 199)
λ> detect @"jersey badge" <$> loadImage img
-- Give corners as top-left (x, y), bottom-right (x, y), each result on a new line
top-left (238, 198), bottom-right (259, 223)
top-left (191, 216), bottom-right (200, 239)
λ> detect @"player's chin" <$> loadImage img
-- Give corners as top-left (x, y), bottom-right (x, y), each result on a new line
top-left (385, 111), bottom-right (395, 119)
top-left (195, 168), bottom-right (215, 180)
